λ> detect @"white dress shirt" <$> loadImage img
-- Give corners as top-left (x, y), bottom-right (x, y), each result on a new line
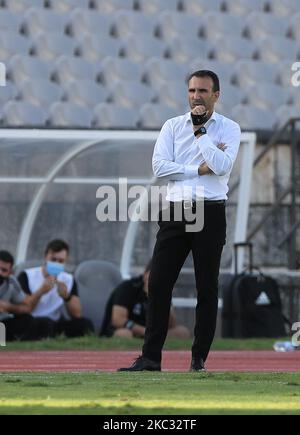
top-left (152, 111), bottom-right (241, 201)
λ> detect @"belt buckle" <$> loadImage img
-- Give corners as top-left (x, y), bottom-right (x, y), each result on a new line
top-left (183, 200), bottom-right (193, 210)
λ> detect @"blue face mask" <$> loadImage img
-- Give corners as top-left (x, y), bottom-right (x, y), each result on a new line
top-left (46, 261), bottom-right (64, 278)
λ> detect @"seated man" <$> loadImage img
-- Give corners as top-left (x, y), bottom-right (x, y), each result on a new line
top-left (100, 262), bottom-right (190, 339)
top-left (0, 250), bottom-right (53, 341)
top-left (18, 239), bottom-right (94, 338)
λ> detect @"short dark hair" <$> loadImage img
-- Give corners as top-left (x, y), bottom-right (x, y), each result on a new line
top-left (187, 70), bottom-right (220, 93)
top-left (0, 250), bottom-right (14, 266)
top-left (45, 239), bottom-right (70, 256)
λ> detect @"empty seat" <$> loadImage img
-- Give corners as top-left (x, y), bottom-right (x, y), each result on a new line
top-left (17, 79), bottom-right (64, 107)
top-left (93, 103), bottom-right (138, 129)
top-left (156, 11), bottom-right (203, 41)
top-left (143, 58), bottom-right (188, 89)
top-left (112, 10), bottom-right (156, 39)
top-left (202, 12), bottom-right (244, 40)
top-left (0, 82), bottom-right (18, 104)
top-left (245, 83), bottom-right (291, 111)
top-left (223, 0), bottom-right (266, 16)
top-left (218, 83), bottom-right (247, 109)
top-left (68, 8), bottom-right (114, 38)
top-left (291, 89), bottom-right (300, 106)
top-left (3, 0), bottom-right (45, 13)
top-left (9, 55), bottom-right (53, 83)
top-left (211, 37), bottom-right (257, 63)
top-left (109, 80), bottom-right (156, 108)
top-left (32, 33), bottom-right (77, 60)
top-left (232, 60), bottom-right (279, 88)
top-left (156, 80), bottom-right (188, 111)
top-left (0, 32), bottom-right (32, 61)
top-left (277, 60), bottom-right (300, 87)
top-left (49, 102), bottom-right (93, 128)
top-left (182, 0), bottom-right (223, 15)
top-left (22, 8), bottom-right (68, 36)
top-left (188, 60), bottom-right (234, 84)
top-left (230, 104), bottom-right (276, 130)
top-left (64, 80), bottom-right (111, 108)
top-left (2, 101), bottom-right (48, 127)
top-left (289, 13), bottom-right (300, 41)
top-left (275, 105), bottom-right (300, 127)
top-left (269, 0), bottom-right (299, 17)
top-left (167, 37), bottom-right (213, 64)
top-left (244, 12), bottom-right (290, 40)
top-left (53, 56), bottom-right (99, 83)
top-left (47, 0), bottom-right (91, 13)
top-left (0, 10), bottom-right (23, 32)
top-left (121, 35), bottom-right (167, 63)
top-left (139, 103), bottom-right (179, 129)
top-left (99, 57), bottom-right (143, 84)
top-left (257, 36), bottom-right (300, 63)
top-left (92, 0), bottom-right (134, 13)
top-left (136, 0), bottom-right (180, 14)
top-left (77, 35), bottom-right (122, 62)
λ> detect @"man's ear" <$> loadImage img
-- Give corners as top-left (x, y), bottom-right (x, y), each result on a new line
top-left (214, 91), bottom-right (220, 102)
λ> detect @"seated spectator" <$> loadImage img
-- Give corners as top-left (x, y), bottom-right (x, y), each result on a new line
top-left (18, 239), bottom-right (94, 338)
top-left (0, 250), bottom-right (53, 341)
top-left (100, 262), bottom-right (190, 339)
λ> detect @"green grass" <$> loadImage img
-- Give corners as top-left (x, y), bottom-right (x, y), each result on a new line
top-left (0, 372), bottom-right (300, 415)
top-left (0, 335), bottom-right (290, 352)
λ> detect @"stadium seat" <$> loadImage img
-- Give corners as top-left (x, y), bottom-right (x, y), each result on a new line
top-left (181, 0), bottom-right (223, 15)
top-left (22, 8), bottom-right (68, 36)
top-left (138, 103), bottom-right (179, 129)
top-left (47, 0), bottom-right (91, 13)
top-left (63, 80), bottom-right (111, 108)
top-left (189, 60), bottom-right (234, 85)
top-left (74, 260), bottom-right (122, 333)
top-left (93, 103), bottom-right (138, 129)
top-left (68, 8), bottom-right (114, 38)
top-left (223, 0), bottom-right (267, 15)
top-left (2, 101), bottom-right (48, 127)
top-left (91, 0), bottom-right (134, 13)
top-left (167, 37), bottom-right (213, 64)
top-left (275, 105), bottom-right (300, 127)
top-left (245, 83), bottom-right (291, 111)
top-left (112, 10), bottom-right (156, 39)
top-left (257, 36), bottom-right (300, 63)
top-left (3, 0), bottom-right (45, 13)
top-left (244, 12), bottom-right (290, 40)
top-left (156, 80), bottom-right (188, 111)
top-left (230, 104), bottom-right (277, 130)
top-left (9, 55), bottom-right (53, 83)
top-left (109, 80), bottom-right (156, 108)
top-left (211, 37), bottom-right (257, 63)
top-left (277, 60), bottom-right (300, 87)
top-left (49, 102), bottom-right (93, 128)
top-left (136, 0), bottom-right (180, 14)
top-left (17, 79), bottom-right (64, 107)
top-left (32, 33), bottom-right (77, 60)
top-left (218, 83), bottom-right (247, 110)
top-left (289, 13), bottom-right (300, 41)
top-left (232, 60), bottom-right (279, 88)
top-left (0, 9), bottom-right (23, 32)
top-left (99, 57), bottom-right (143, 85)
top-left (0, 82), bottom-right (18, 105)
top-left (52, 56), bottom-right (99, 84)
top-left (269, 0), bottom-right (299, 17)
top-left (143, 58), bottom-right (188, 89)
top-left (0, 32), bottom-right (32, 61)
top-left (120, 35), bottom-right (168, 63)
top-left (156, 11), bottom-right (203, 41)
top-left (202, 12), bottom-right (244, 40)
top-left (77, 35), bottom-right (122, 62)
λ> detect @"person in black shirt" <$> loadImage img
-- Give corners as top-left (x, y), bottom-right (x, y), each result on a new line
top-left (101, 262), bottom-right (190, 339)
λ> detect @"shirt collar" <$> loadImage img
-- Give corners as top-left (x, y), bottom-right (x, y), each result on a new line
top-left (185, 110), bottom-right (218, 127)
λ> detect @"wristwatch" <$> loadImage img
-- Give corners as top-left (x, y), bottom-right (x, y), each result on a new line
top-left (194, 127), bottom-right (207, 137)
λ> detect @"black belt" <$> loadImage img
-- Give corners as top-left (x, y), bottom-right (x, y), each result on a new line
top-left (169, 200), bottom-right (226, 209)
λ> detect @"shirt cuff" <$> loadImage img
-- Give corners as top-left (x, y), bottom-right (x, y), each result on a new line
top-left (184, 165), bottom-right (199, 177)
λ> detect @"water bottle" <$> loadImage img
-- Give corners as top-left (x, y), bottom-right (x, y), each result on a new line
top-left (273, 341), bottom-right (296, 352)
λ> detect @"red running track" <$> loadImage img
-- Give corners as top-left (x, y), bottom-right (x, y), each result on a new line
top-left (0, 351), bottom-right (299, 372)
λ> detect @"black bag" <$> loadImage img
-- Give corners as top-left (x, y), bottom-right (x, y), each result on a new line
top-left (222, 243), bottom-right (287, 338)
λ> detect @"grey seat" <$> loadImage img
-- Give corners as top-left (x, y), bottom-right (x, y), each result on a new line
top-left (257, 36), bottom-right (300, 63)
top-left (74, 260), bottom-right (122, 334)
top-left (232, 60), bottom-right (279, 88)
top-left (22, 7), bottom-right (68, 36)
top-left (156, 80), bottom-right (188, 111)
top-left (9, 55), bottom-right (53, 83)
top-left (277, 59), bottom-right (300, 87)
top-left (0, 32), bottom-right (32, 61)
top-left (289, 12), bottom-right (300, 41)
top-left (230, 104), bottom-right (276, 130)
top-left (32, 33), bottom-right (77, 60)
top-left (109, 80), bottom-right (156, 108)
top-left (53, 56), bottom-right (99, 84)
top-left (275, 105), bottom-right (300, 128)
top-left (202, 12), bottom-right (244, 40)
top-left (77, 34), bottom-right (122, 62)
top-left (64, 80), bottom-right (111, 108)
top-left (2, 101), bottom-right (48, 127)
top-left (3, 0), bottom-right (45, 12)
top-left (0, 82), bottom-right (18, 104)
top-left (17, 79), bottom-right (64, 107)
top-left (136, 0), bottom-right (180, 14)
top-left (223, 0), bottom-right (266, 15)
top-left (139, 103), bottom-right (179, 129)
top-left (47, 0), bottom-right (91, 13)
top-left (99, 57), bottom-right (143, 85)
top-left (93, 103), bottom-right (138, 129)
top-left (181, 0), bottom-right (223, 15)
top-left (167, 36), bottom-right (213, 64)
top-left (244, 12), bottom-right (290, 40)
top-left (112, 10), bottom-right (156, 39)
top-left (269, 0), bottom-right (299, 17)
top-left (14, 260), bottom-right (43, 278)
top-left (0, 9), bottom-right (23, 32)
top-left (120, 35), bottom-right (167, 63)
top-left (91, 0), bottom-right (134, 13)
top-left (49, 102), bottom-right (93, 128)
top-left (217, 83), bottom-right (247, 111)
top-left (156, 11), bottom-right (203, 41)
top-left (189, 59), bottom-right (234, 84)
top-left (211, 37), bottom-right (257, 63)
top-left (245, 83), bottom-right (291, 111)
top-left (68, 8), bottom-right (114, 38)
top-left (143, 57), bottom-right (188, 89)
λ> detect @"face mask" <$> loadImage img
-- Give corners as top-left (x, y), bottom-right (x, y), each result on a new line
top-left (46, 261), bottom-right (65, 278)
top-left (191, 111), bottom-right (210, 126)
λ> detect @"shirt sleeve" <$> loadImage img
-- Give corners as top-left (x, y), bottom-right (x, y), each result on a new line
top-left (10, 277), bottom-right (27, 304)
top-left (197, 121), bottom-right (241, 176)
top-left (17, 271), bottom-right (31, 295)
top-left (152, 120), bottom-right (199, 181)
top-left (112, 281), bottom-right (135, 311)
top-left (70, 280), bottom-right (79, 297)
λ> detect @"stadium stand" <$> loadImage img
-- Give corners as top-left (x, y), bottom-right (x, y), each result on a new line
top-left (167, 36), bottom-right (213, 64)
top-left (230, 105), bottom-right (277, 130)
top-left (52, 56), bottom-right (99, 83)
top-left (49, 102), bottom-right (93, 128)
top-left (181, 0), bottom-right (223, 15)
top-left (268, 0), bottom-right (299, 17)
top-left (93, 103), bottom-right (138, 129)
top-left (9, 55), bottom-right (53, 83)
top-left (31, 33), bottom-right (77, 61)
top-left (47, 0), bottom-right (91, 14)
top-left (17, 79), bottom-right (64, 107)
top-left (137, 0), bottom-right (180, 15)
top-left (77, 35), bottom-right (122, 62)
top-left (63, 80), bottom-right (111, 108)
top-left (223, 0), bottom-right (266, 15)
top-left (120, 35), bottom-right (168, 63)
top-left (138, 103), bottom-right (179, 129)
top-left (99, 57), bottom-right (143, 85)
top-left (109, 81), bottom-right (156, 109)
top-left (92, 0), bottom-right (134, 13)
top-left (2, 101), bottom-right (48, 127)
top-left (22, 8), bottom-right (69, 36)
top-left (156, 11), bottom-right (203, 41)
top-left (2, 0), bottom-right (45, 13)
top-left (0, 32), bottom-right (32, 61)
top-left (67, 9), bottom-right (114, 38)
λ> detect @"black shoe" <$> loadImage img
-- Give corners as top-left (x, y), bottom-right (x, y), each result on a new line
top-left (190, 357), bottom-right (206, 372)
top-left (118, 356), bottom-right (161, 372)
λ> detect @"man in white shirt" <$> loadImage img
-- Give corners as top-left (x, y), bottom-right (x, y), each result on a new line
top-left (119, 70), bottom-right (241, 372)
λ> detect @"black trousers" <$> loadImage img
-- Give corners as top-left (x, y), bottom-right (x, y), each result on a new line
top-left (2, 314), bottom-right (55, 341)
top-left (33, 317), bottom-right (94, 338)
top-left (142, 202), bottom-right (226, 363)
